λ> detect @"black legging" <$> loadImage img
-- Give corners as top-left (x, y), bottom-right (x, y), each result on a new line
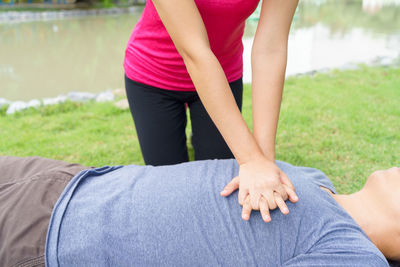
top-left (125, 75), bottom-right (243, 166)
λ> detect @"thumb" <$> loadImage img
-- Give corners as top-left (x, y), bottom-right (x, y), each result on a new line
top-left (220, 176), bottom-right (240, 197)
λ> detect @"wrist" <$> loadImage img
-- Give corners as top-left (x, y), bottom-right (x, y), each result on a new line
top-left (253, 133), bottom-right (276, 161)
top-left (257, 144), bottom-right (275, 162)
top-left (237, 147), bottom-right (264, 166)
top-left (239, 152), bottom-right (275, 167)
top-left (236, 139), bottom-right (276, 166)
top-left (262, 149), bottom-right (275, 162)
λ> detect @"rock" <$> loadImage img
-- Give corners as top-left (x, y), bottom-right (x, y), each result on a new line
top-left (43, 95), bottom-right (67, 106)
top-left (0, 7), bottom-right (143, 24)
top-left (0, 98), bottom-right (10, 109)
top-left (96, 91), bottom-right (114, 102)
top-left (112, 88), bottom-right (126, 97)
top-left (67, 92), bottom-right (96, 102)
top-left (380, 57), bottom-right (394, 66)
top-left (27, 99), bottom-right (41, 108)
top-left (114, 99), bottom-right (129, 110)
top-left (340, 63), bottom-right (359, 71)
top-left (6, 101), bottom-right (29, 115)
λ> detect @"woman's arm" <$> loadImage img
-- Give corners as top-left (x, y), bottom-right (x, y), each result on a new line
top-left (152, 0), bottom-right (260, 165)
top-left (252, 0), bottom-right (299, 160)
top-left (152, 0), bottom-right (298, 221)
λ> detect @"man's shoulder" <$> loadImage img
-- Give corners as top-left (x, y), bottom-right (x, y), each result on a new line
top-left (303, 221), bottom-right (389, 267)
top-left (283, 251), bottom-right (389, 266)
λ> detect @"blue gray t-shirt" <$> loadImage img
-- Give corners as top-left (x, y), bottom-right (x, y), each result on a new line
top-left (45, 159), bottom-right (389, 266)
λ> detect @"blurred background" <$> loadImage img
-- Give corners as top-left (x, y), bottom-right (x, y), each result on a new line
top-left (0, 0), bottom-right (399, 101)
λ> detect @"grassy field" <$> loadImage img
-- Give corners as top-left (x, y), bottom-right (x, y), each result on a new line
top-left (1, 66), bottom-right (399, 193)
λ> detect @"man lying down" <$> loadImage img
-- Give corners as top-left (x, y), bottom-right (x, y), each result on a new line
top-left (1, 156), bottom-right (399, 267)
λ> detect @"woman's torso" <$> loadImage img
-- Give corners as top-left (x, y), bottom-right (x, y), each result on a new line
top-left (123, 0), bottom-right (260, 91)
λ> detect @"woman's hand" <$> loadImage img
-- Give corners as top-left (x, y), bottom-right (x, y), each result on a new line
top-left (152, 0), bottom-right (299, 223)
top-left (220, 157), bottom-right (298, 222)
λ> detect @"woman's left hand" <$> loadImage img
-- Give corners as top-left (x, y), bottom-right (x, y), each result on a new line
top-left (220, 158), bottom-right (298, 222)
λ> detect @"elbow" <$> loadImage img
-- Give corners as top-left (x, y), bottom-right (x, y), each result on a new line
top-left (251, 43), bottom-right (287, 58)
top-left (251, 35), bottom-right (288, 57)
top-left (179, 45), bottom-right (214, 67)
top-left (251, 46), bottom-right (288, 65)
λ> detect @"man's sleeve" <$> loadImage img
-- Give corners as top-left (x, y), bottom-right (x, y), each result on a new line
top-left (283, 252), bottom-right (389, 267)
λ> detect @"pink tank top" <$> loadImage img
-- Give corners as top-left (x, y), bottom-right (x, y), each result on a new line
top-left (124, 0), bottom-right (260, 91)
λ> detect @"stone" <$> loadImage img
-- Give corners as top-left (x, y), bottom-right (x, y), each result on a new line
top-left (27, 99), bottom-right (41, 108)
top-left (0, 7), bottom-right (142, 24)
top-left (6, 101), bottom-right (29, 115)
top-left (112, 88), bottom-right (126, 97)
top-left (43, 95), bottom-right (67, 106)
top-left (340, 63), bottom-right (359, 71)
top-left (114, 99), bottom-right (129, 110)
top-left (67, 92), bottom-right (96, 102)
top-left (380, 57), bottom-right (394, 66)
top-left (96, 91), bottom-right (115, 102)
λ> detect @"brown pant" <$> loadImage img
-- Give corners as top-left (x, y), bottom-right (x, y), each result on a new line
top-left (0, 156), bottom-right (88, 267)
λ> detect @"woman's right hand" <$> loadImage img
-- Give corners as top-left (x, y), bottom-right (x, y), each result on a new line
top-left (221, 156), bottom-right (298, 222)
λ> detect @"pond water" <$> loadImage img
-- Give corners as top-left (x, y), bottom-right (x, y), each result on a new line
top-left (0, 0), bottom-right (399, 101)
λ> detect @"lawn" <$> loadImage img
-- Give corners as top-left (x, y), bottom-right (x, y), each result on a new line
top-left (0, 65), bottom-right (399, 193)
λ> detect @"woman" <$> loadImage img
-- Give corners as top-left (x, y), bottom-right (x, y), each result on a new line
top-left (123, 0), bottom-right (299, 221)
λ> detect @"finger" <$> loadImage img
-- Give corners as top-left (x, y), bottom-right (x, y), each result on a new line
top-left (238, 188), bottom-right (248, 206)
top-left (250, 191), bottom-right (261, 210)
top-left (275, 184), bottom-right (288, 201)
top-left (284, 184), bottom-right (299, 203)
top-left (220, 176), bottom-right (240, 197)
top-left (274, 192), bottom-right (289, 215)
top-left (261, 191), bottom-right (277, 210)
top-left (280, 172), bottom-right (295, 190)
top-left (242, 195), bottom-right (252, 221)
top-left (259, 196), bottom-right (271, 223)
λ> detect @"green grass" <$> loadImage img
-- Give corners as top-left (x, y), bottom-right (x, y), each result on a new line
top-left (1, 65), bottom-right (399, 193)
